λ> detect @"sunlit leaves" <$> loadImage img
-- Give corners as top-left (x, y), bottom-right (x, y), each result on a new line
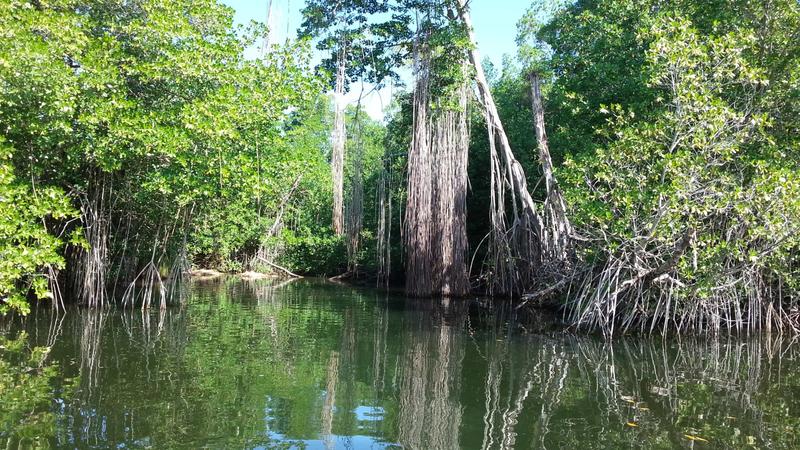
top-left (550, 1), bottom-right (800, 308)
top-left (0, 140), bottom-right (76, 314)
top-left (0, 0), bottom-right (325, 303)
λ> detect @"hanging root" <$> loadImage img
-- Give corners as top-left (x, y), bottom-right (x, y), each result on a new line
top-left (331, 42), bottom-right (347, 236)
top-left (45, 264), bottom-right (65, 312)
top-left (404, 19), bottom-right (471, 297)
top-left (432, 83), bottom-right (471, 297)
top-left (121, 259), bottom-right (167, 310)
top-left (452, 0), bottom-right (560, 297)
top-left (70, 183), bottom-right (110, 307)
top-left (562, 227), bottom-right (800, 337)
top-left (346, 114), bottom-right (364, 273)
top-left (167, 246), bottom-right (190, 306)
top-left (376, 152), bottom-right (394, 287)
top-left (404, 31), bottom-right (435, 297)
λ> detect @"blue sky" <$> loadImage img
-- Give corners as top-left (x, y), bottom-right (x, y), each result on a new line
top-left (221, 0), bottom-right (534, 118)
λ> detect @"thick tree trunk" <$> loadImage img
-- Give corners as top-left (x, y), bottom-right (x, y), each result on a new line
top-left (404, 36), bottom-right (471, 297)
top-left (404, 48), bottom-right (434, 296)
top-left (331, 46), bottom-right (347, 236)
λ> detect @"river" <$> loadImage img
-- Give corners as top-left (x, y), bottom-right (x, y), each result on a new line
top-left (2, 278), bottom-right (799, 449)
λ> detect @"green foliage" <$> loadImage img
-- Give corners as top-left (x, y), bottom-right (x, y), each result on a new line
top-left (526, 0), bottom-right (800, 327)
top-left (280, 231), bottom-right (347, 275)
top-left (516, 0), bottom-right (570, 72)
top-left (0, 140), bottom-right (78, 315)
top-left (0, 0), bottom-right (339, 303)
top-left (3, 0), bottom-right (795, 318)
top-left (299, 0), bottom-right (412, 89)
top-left (186, 94), bottom-right (340, 272)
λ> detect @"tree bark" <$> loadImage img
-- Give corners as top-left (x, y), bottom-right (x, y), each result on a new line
top-left (529, 71), bottom-right (572, 260)
top-left (453, 0), bottom-right (546, 295)
top-left (454, 0), bottom-right (542, 229)
top-left (331, 44), bottom-right (347, 236)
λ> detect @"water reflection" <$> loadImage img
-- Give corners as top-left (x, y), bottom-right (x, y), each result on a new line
top-left (6, 279), bottom-right (800, 449)
top-left (397, 299), bottom-right (466, 450)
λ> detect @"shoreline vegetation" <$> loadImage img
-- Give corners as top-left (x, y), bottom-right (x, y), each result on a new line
top-left (1, 0), bottom-right (799, 337)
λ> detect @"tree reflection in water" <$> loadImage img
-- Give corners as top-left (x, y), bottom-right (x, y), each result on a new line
top-left (397, 298), bottom-right (465, 449)
top-left (4, 280), bottom-right (800, 449)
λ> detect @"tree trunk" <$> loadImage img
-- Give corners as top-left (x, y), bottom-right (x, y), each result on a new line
top-left (453, 0), bottom-right (546, 295)
top-left (454, 0), bottom-right (542, 228)
top-left (331, 45), bottom-right (347, 236)
top-left (529, 71), bottom-right (572, 261)
top-left (404, 33), bottom-right (471, 297)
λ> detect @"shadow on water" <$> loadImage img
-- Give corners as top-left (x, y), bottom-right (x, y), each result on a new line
top-left (3, 278), bottom-right (800, 449)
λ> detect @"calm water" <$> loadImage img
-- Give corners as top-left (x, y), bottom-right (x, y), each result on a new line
top-left (3, 278), bottom-right (800, 449)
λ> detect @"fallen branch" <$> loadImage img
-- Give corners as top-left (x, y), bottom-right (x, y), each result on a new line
top-left (255, 256), bottom-right (303, 279)
top-left (329, 271), bottom-right (352, 281)
top-left (517, 278), bottom-right (570, 310)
